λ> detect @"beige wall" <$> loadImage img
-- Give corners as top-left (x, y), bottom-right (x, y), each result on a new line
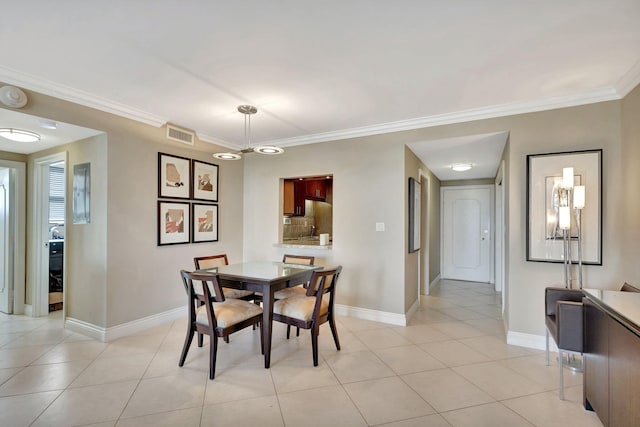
top-left (0, 150), bottom-right (27, 162)
top-left (243, 136), bottom-right (407, 314)
top-left (621, 84), bottom-right (640, 281)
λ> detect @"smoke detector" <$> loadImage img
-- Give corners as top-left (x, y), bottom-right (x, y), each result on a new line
top-left (0, 86), bottom-right (28, 109)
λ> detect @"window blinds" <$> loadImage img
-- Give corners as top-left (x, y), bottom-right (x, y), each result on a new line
top-left (49, 165), bottom-right (65, 222)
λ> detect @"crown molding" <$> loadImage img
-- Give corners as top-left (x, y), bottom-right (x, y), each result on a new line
top-left (267, 87), bottom-right (621, 147)
top-left (615, 59), bottom-right (640, 98)
top-left (197, 133), bottom-right (241, 150)
top-left (0, 66), bottom-right (166, 127)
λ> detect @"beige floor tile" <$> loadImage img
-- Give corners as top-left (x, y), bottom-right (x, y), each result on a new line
top-left (0, 359), bottom-right (91, 396)
top-left (115, 407), bottom-right (202, 427)
top-left (201, 395), bottom-right (284, 427)
top-left (0, 345), bottom-right (53, 369)
top-left (356, 327), bottom-right (414, 350)
top-left (0, 333), bottom-right (21, 347)
top-left (391, 324), bottom-right (451, 344)
top-left (203, 364), bottom-right (276, 405)
top-left (31, 381), bottom-right (138, 427)
top-left (435, 306), bottom-right (489, 321)
top-left (33, 340), bottom-right (109, 364)
top-left (344, 376), bottom-right (435, 425)
top-left (318, 328), bottom-right (368, 353)
top-left (503, 388), bottom-right (603, 427)
top-left (0, 367), bottom-right (22, 384)
top-left (324, 350), bottom-right (395, 383)
top-left (498, 354), bottom-right (582, 391)
top-left (279, 384), bottom-right (367, 427)
top-left (458, 335), bottom-right (532, 360)
top-left (144, 348), bottom-right (209, 379)
top-left (337, 316), bottom-right (390, 332)
top-left (0, 390), bottom-right (61, 427)
top-left (98, 333), bottom-right (165, 359)
top-left (402, 369), bottom-right (494, 412)
top-left (70, 352), bottom-right (155, 387)
top-left (269, 354), bottom-right (338, 393)
top-left (441, 402), bottom-right (533, 426)
top-left (77, 422), bottom-right (116, 427)
top-left (419, 340), bottom-right (491, 367)
top-left (429, 322), bottom-right (486, 339)
top-left (419, 296), bottom-right (461, 309)
top-left (376, 414), bottom-right (452, 426)
top-left (408, 309), bottom-right (455, 324)
top-left (453, 361), bottom-right (547, 400)
top-left (462, 318), bottom-right (505, 336)
top-left (374, 345), bottom-right (445, 375)
top-left (121, 373), bottom-right (206, 418)
top-left (2, 328), bottom-right (71, 349)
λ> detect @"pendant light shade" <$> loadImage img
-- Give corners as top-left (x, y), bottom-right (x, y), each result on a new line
top-left (213, 105), bottom-right (284, 160)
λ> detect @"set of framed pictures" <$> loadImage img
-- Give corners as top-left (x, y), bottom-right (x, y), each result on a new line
top-left (157, 152), bottom-right (219, 246)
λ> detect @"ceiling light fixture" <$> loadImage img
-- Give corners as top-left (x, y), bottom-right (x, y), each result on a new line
top-left (451, 163), bottom-right (473, 172)
top-left (213, 105), bottom-right (284, 160)
top-left (0, 128), bottom-right (41, 142)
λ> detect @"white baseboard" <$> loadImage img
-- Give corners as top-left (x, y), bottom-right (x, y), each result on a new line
top-left (335, 304), bottom-right (408, 326)
top-left (507, 330), bottom-right (557, 352)
top-left (427, 274), bottom-right (441, 294)
top-left (65, 306), bottom-right (186, 342)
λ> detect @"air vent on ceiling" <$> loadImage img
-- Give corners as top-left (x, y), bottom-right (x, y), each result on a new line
top-left (166, 124), bottom-right (195, 146)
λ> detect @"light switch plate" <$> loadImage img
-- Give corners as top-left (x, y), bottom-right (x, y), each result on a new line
top-left (376, 222), bottom-right (385, 232)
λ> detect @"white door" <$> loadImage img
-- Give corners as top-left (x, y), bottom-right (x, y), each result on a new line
top-left (0, 168), bottom-right (12, 313)
top-left (442, 186), bottom-right (493, 282)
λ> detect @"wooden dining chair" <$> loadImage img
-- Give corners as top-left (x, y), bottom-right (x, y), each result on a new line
top-left (273, 266), bottom-right (342, 366)
top-left (274, 254), bottom-right (316, 337)
top-left (179, 270), bottom-right (263, 380)
top-left (194, 254), bottom-right (255, 301)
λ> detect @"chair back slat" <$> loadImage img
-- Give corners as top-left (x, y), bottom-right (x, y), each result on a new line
top-left (194, 254), bottom-right (229, 270)
top-left (282, 254), bottom-right (315, 265)
top-left (307, 266), bottom-right (342, 319)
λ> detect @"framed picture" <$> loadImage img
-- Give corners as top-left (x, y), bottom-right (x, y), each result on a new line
top-left (158, 201), bottom-right (190, 246)
top-left (72, 162), bottom-right (91, 224)
top-left (408, 177), bottom-right (421, 253)
top-left (192, 159), bottom-right (219, 202)
top-left (526, 149), bottom-right (602, 264)
top-left (158, 152), bottom-right (191, 199)
top-left (192, 203), bottom-right (219, 243)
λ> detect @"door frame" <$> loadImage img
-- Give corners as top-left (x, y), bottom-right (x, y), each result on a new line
top-left (440, 184), bottom-right (495, 283)
top-left (0, 159), bottom-right (26, 314)
top-left (418, 169), bottom-right (430, 296)
top-left (31, 152), bottom-right (67, 317)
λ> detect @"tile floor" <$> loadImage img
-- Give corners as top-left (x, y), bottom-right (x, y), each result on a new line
top-left (0, 280), bottom-right (603, 426)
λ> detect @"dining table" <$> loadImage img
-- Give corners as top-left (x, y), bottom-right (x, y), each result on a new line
top-left (200, 261), bottom-right (319, 368)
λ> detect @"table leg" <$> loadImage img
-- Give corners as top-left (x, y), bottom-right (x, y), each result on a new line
top-left (262, 286), bottom-right (274, 368)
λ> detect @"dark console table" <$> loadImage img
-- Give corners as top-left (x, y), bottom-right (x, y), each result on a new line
top-left (583, 288), bottom-right (640, 427)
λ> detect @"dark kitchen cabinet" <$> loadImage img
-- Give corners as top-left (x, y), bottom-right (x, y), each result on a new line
top-left (283, 179), bottom-right (305, 216)
top-left (305, 180), bottom-right (327, 201)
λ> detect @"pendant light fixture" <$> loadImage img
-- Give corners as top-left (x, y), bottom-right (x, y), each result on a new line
top-left (213, 105), bottom-right (284, 160)
top-left (0, 128), bottom-right (41, 142)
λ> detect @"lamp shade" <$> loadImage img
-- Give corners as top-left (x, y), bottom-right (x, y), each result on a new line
top-left (562, 167), bottom-right (574, 188)
top-left (559, 206), bottom-right (571, 230)
top-left (573, 185), bottom-right (585, 209)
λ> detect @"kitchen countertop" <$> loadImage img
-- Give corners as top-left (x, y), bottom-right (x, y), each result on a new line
top-left (276, 237), bottom-right (332, 249)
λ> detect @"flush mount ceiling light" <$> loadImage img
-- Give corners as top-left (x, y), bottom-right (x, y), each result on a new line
top-left (0, 128), bottom-right (41, 142)
top-left (451, 163), bottom-right (473, 172)
top-left (213, 105), bottom-right (284, 160)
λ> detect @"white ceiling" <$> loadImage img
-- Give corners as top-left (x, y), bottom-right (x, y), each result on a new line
top-left (1, 1), bottom-right (639, 169)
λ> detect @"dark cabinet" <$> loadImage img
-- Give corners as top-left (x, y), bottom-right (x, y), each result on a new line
top-left (583, 292), bottom-right (640, 427)
top-left (49, 240), bottom-right (63, 311)
top-left (305, 180), bottom-right (326, 200)
top-left (283, 179), bottom-right (305, 216)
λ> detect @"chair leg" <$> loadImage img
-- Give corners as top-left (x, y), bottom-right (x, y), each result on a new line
top-left (198, 332), bottom-right (204, 348)
top-left (559, 350), bottom-right (564, 400)
top-left (311, 327), bottom-right (319, 367)
top-left (296, 327), bottom-right (300, 337)
top-left (329, 316), bottom-right (341, 351)
top-left (545, 328), bottom-right (550, 366)
top-left (225, 336), bottom-right (230, 344)
top-left (259, 322), bottom-right (264, 355)
top-left (209, 335), bottom-right (218, 380)
top-left (286, 325), bottom-right (291, 339)
top-left (179, 327), bottom-right (195, 367)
